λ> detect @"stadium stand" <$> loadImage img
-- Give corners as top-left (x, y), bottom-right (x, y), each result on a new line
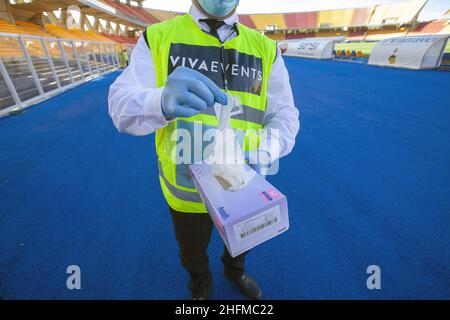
top-left (1, 18), bottom-right (47, 37)
top-left (85, 30), bottom-right (114, 42)
top-left (283, 12), bottom-right (317, 29)
top-left (102, 0), bottom-right (158, 24)
top-left (238, 15), bottom-right (257, 29)
top-left (102, 32), bottom-right (137, 44)
top-left (15, 20), bottom-right (53, 37)
top-left (347, 30), bottom-right (367, 41)
top-left (365, 28), bottom-right (407, 41)
top-left (367, 0), bottom-right (427, 26)
top-left (317, 9), bottom-right (354, 28)
top-left (350, 7), bottom-right (373, 27)
top-left (250, 13), bottom-right (287, 30)
top-left (0, 34), bottom-right (23, 59)
top-left (0, 0), bottom-right (131, 114)
top-left (1, 19), bottom-right (114, 43)
top-left (235, 0), bottom-right (431, 44)
top-left (146, 8), bottom-right (179, 22)
top-left (411, 20), bottom-right (447, 34)
top-left (45, 24), bottom-right (86, 41)
top-left (285, 32), bottom-right (315, 40)
top-left (315, 31), bottom-right (349, 38)
top-left (265, 33), bottom-right (285, 41)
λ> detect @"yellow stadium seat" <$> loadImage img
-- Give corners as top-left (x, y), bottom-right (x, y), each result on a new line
top-left (318, 9), bottom-right (354, 28)
top-left (44, 24), bottom-right (113, 42)
top-left (15, 21), bottom-right (52, 37)
top-left (251, 14), bottom-right (287, 30)
top-left (266, 33), bottom-right (285, 41)
top-left (316, 31), bottom-right (349, 38)
top-left (148, 9), bottom-right (178, 21)
top-left (44, 24), bottom-right (79, 39)
top-left (365, 28), bottom-right (406, 41)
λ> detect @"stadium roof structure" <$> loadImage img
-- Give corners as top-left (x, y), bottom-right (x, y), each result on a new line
top-left (6, 0), bottom-right (147, 29)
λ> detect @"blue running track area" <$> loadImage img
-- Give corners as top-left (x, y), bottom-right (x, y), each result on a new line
top-left (1, 58), bottom-right (450, 299)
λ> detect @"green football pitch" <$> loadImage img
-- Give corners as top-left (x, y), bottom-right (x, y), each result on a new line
top-left (335, 40), bottom-right (450, 56)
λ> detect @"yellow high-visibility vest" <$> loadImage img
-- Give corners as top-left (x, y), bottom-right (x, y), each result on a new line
top-left (145, 14), bottom-right (277, 213)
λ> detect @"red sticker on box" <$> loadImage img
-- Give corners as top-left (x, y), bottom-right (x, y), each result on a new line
top-left (260, 188), bottom-right (281, 202)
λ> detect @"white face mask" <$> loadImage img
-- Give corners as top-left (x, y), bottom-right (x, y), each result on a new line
top-left (198, 0), bottom-right (239, 18)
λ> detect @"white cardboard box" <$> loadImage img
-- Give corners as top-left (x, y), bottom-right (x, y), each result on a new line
top-left (189, 163), bottom-right (289, 257)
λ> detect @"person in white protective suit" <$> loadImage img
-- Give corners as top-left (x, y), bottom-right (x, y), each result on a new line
top-left (108, 0), bottom-right (299, 300)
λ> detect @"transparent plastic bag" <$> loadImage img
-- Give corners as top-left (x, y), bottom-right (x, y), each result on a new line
top-left (209, 93), bottom-right (255, 191)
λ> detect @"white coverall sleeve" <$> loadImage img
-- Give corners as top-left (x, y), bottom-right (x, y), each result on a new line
top-left (259, 48), bottom-right (300, 161)
top-left (108, 35), bottom-right (168, 136)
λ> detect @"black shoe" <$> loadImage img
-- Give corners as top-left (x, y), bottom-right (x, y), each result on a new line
top-left (192, 287), bottom-right (211, 300)
top-left (225, 271), bottom-right (262, 299)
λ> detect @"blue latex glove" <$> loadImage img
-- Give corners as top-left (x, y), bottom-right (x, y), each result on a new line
top-left (161, 66), bottom-right (227, 118)
top-left (245, 150), bottom-right (272, 177)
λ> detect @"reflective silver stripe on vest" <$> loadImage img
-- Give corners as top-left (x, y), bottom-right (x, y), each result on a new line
top-left (158, 161), bottom-right (203, 203)
top-left (201, 104), bottom-right (265, 125)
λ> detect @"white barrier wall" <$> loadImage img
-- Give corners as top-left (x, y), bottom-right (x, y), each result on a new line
top-left (280, 38), bottom-right (342, 59)
top-left (368, 35), bottom-right (449, 70)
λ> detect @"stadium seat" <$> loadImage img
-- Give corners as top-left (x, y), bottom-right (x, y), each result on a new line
top-left (44, 24), bottom-right (114, 43)
top-left (365, 28), bottom-right (407, 41)
top-left (283, 12), bottom-right (317, 29)
top-left (350, 7), bottom-right (373, 27)
top-left (285, 32), bottom-right (315, 40)
top-left (15, 21), bottom-right (52, 37)
top-left (238, 15), bottom-right (256, 28)
top-left (129, 5), bottom-right (159, 24)
top-left (101, 0), bottom-right (156, 25)
top-left (85, 31), bottom-right (113, 42)
top-left (411, 20), bottom-right (447, 35)
top-left (318, 9), bottom-right (354, 28)
top-left (316, 31), bottom-right (349, 38)
top-left (148, 9), bottom-right (179, 22)
top-left (0, 37), bottom-right (23, 59)
top-left (347, 30), bottom-right (366, 41)
top-left (101, 33), bottom-right (137, 44)
top-left (266, 33), bottom-right (285, 41)
top-left (44, 24), bottom-right (79, 40)
top-left (0, 19), bottom-right (20, 34)
top-left (251, 14), bottom-right (287, 30)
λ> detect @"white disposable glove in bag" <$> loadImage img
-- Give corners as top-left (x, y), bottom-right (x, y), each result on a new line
top-left (209, 93), bottom-right (255, 191)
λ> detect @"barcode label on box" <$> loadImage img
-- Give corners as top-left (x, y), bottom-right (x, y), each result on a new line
top-left (233, 205), bottom-right (281, 242)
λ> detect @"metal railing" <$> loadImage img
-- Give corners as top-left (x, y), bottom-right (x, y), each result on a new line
top-left (0, 32), bottom-right (126, 116)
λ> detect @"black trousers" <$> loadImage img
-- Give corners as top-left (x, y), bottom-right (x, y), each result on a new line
top-left (169, 206), bottom-right (248, 296)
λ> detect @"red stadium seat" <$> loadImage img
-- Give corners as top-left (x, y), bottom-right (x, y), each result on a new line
top-left (238, 15), bottom-right (256, 28)
top-left (284, 12), bottom-right (318, 29)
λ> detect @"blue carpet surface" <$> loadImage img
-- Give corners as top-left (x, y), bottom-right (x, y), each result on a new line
top-left (1, 59), bottom-right (450, 299)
